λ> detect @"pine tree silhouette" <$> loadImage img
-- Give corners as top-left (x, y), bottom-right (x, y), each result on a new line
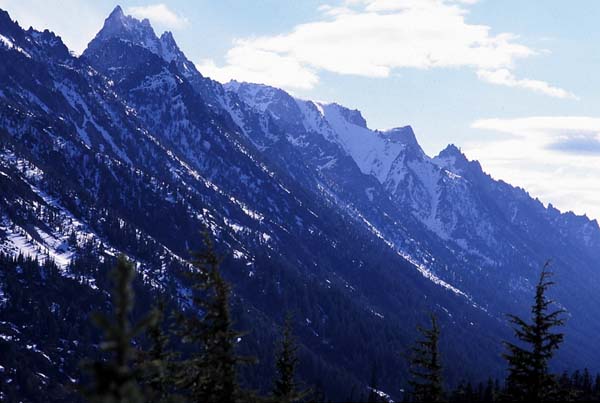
top-left (174, 233), bottom-right (253, 402)
top-left (503, 262), bottom-right (566, 402)
top-left (408, 314), bottom-right (444, 402)
top-left (272, 312), bottom-right (307, 403)
top-left (85, 255), bottom-right (155, 403)
top-left (140, 299), bottom-right (178, 402)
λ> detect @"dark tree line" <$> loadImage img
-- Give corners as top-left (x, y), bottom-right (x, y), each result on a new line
top-left (79, 239), bottom-right (600, 403)
top-left (3, 237), bottom-right (595, 402)
top-left (83, 235), bottom-right (306, 403)
top-left (403, 262), bottom-right (575, 403)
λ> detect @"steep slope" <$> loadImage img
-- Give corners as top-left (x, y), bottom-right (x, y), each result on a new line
top-left (3, 5), bottom-right (600, 400)
top-left (0, 7), bottom-right (506, 400)
top-left (225, 80), bottom-right (600, 373)
top-left (222, 82), bottom-right (466, 294)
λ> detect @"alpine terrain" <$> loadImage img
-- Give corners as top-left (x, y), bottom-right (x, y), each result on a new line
top-left (1, 6), bottom-right (600, 401)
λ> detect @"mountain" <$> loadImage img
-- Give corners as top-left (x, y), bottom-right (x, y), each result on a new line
top-left (225, 79), bottom-right (600, 318)
top-left (1, 6), bottom-right (600, 401)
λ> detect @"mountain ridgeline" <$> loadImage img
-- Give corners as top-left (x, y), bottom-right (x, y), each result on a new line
top-left (1, 6), bottom-right (600, 401)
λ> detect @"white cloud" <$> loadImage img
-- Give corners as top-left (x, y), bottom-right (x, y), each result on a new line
top-left (197, 48), bottom-right (319, 91)
top-left (467, 116), bottom-right (600, 220)
top-left (361, 0), bottom-right (477, 12)
top-left (199, 0), bottom-right (572, 97)
top-left (126, 4), bottom-right (188, 30)
top-left (472, 116), bottom-right (600, 137)
top-left (477, 69), bottom-right (578, 99)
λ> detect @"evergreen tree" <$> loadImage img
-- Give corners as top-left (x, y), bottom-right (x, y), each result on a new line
top-left (140, 299), bottom-right (178, 402)
top-left (557, 370), bottom-right (576, 401)
top-left (582, 368), bottom-right (593, 401)
top-left (503, 262), bottom-right (566, 402)
top-left (272, 312), bottom-right (306, 403)
top-left (483, 377), bottom-right (496, 402)
top-left (593, 374), bottom-right (600, 400)
top-left (494, 379), bottom-right (501, 400)
top-left (174, 233), bottom-right (251, 402)
top-left (464, 382), bottom-right (474, 402)
top-left (450, 381), bottom-right (467, 402)
top-left (85, 255), bottom-right (155, 403)
top-left (407, 314), bottom-right (444, 402)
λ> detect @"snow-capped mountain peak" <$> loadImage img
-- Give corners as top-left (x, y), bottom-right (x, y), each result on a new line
top-left (433, 144), bottom-right (483, 178)
top-left (307, 101), bottom-right (426, 183)
top-left (434, 144), bottom-right (467, 169)
top-left (104, 5), bottom-right (130, 28)
top-left (224, 80), bottom-right (298, 115)
top-left (83, 7), bottom-right (203, 84)
top-left (158, 31), bottom-right (179, 62)
top-left (325, 102), bottom-right (368, 128)
top-left (384, 125), bottom-right (416, 143)
top-left (382, 125), bottom-right (425, 156)
top-left (91, 5), bottom-right (159, 49)
top-left (224, 82), bottom-right (431, 188)
top-left (86, 6), bottom-right (173, 64)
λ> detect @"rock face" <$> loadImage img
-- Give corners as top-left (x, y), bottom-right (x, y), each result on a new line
top-left (1, 6), bottom-right (600, 401)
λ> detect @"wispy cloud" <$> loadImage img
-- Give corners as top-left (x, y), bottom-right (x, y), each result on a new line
top-left (472, 116), bottom-right (600, 145)
top-left (468, 116), bottom-right (600, 219)
top-left (477, 69), bottom-right (578, 99)
top-left (126, 4), bottom-right (188, 30)
top-left (199, 0), bottom-right (573, 98)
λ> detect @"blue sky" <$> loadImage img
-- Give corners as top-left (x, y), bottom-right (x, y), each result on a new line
top-left (1, 0), bottom-right (599, 220)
